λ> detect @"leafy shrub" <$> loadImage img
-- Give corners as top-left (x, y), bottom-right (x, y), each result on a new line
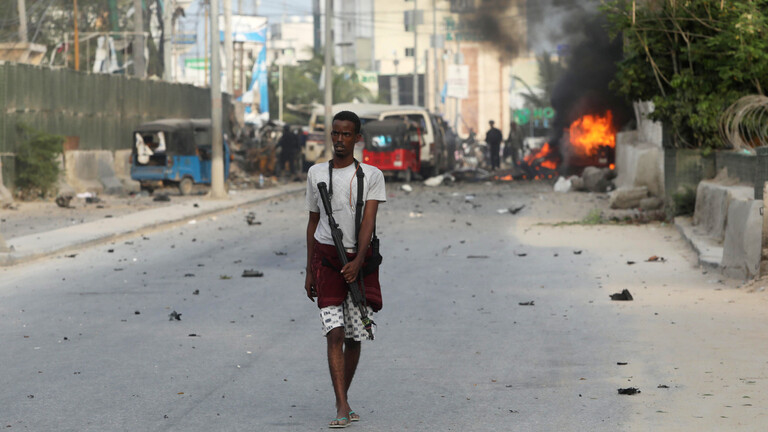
top-left (14, 123), bottom-right (63, 199)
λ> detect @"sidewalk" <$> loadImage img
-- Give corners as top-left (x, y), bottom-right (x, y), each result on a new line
top-left (0, 183), bottom-right (305, 266)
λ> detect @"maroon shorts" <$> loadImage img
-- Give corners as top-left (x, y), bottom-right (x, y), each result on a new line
top-left (311, 242), bottom-right (382, 311)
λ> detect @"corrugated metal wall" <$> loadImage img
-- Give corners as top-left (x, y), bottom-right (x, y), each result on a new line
top-left (0, 62), bottom-right (223, 152)
top-left (0, 61), bottom-right (233, 187)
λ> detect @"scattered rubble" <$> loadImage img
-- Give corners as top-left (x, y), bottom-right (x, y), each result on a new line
top-left (610, 289), bottom-right (633, 301)
top-left (168, 311), bottom-right (182, 321)
top-left (242, 270), bottom-right (264, 277)
top-left (55, 195), bottom-right (74, 208)
top-left (518, 301), bottom-right (535, 306)
top-left (245, 212), bottom-right (260, 225)
top-left (617, 387), bottom-right (640, 395)
top-left (609, 186), bottom-right (648, 209)
top-left (646, 255), bottom-right (666, 262)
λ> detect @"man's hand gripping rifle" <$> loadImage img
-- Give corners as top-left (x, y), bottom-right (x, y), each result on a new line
top-left (317, 182), bottom-right (375, 340)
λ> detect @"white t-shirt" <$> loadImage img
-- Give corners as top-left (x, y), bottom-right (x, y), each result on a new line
top-left (306, 161), bottom-right (387, 249)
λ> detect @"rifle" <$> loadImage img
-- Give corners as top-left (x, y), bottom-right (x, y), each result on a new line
top-left (317, 181), bottom-right (375, 340)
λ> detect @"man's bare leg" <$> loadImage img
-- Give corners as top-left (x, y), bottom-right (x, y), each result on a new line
top-left (327, 327), bottom-right (351, 426)
top-left (344, 338), bottom-right (361, 421)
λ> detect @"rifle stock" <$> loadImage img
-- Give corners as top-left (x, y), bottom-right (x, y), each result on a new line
top-left (317, 182), bottom-right (375, 339)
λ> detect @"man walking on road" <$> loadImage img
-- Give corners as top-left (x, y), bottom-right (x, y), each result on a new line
top-left (485, 120), bottom-right (503, 171)
top-left (304, 110), bottom-right (387, 428)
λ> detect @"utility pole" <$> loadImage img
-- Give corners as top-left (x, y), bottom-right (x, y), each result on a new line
top-left (432, 0), bottom-right (438, 112)
top-left (210, 0), bottom-right (227, 199)
top-left (73, 0), bottom-right (79, 70)
top-left (224, 0), bottom-right (233, 94)
top-left (323, 0), bottom-right (333, 152)
top-left (412, 0), bottom-right (418, 106)
top-left (133, 0), bottom-right (145, 78)
top-left (163, 0), bottom-right (173, 81)
top-left (17, 0), bottom-right (28, 42)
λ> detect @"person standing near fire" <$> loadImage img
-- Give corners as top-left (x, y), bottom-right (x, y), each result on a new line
top-left (485, 120), bottom-right (503, 171)
top-left (304, 110), bottom-right (387, 428)
top-left (505, 121), bottom-right (524, 167)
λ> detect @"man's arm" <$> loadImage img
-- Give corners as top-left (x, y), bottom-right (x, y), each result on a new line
top-left (340, 200), bottom-right (379, 283)
top-left (305, 211), bottom-right (320, 301)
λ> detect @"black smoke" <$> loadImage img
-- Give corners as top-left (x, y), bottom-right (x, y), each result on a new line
top-left (463, 0), bottom-right (523, 61)
top-left (549, 13), bottom-right (633, 151)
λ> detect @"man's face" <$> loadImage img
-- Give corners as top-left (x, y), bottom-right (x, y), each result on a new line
top-left (331, 120), bottom-right (359, 159)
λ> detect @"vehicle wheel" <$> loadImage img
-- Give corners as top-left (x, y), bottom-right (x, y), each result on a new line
top-left (178, 177), bottom-right (194, 196)
top-left (403, 168), bottom-right (413, 183)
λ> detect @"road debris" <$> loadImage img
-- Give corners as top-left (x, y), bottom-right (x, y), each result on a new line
top-left (55, 195), bottom-right (74, 208)
top-left (274, 251), bottom-right (287, 256)
top-left (646, 255), bottom-right (666, 262)
top-left (246, 212), bottom-right (260, 225)
top-left (220, 275), bottom-right (232, 280)
top-left (400, 184), bottom-right (413, 193)
top-left (424, 175), bottom-right (444, 187)
top-left (610, 289), bottom-right (633, 301)
top-left (627, 261), bottom-right (636, 265)
top-left (617, 362), bottom-right (628, 365)
top-left (242, 270), bottom-right (264, 277)
top-left (467, 255), bottom-right (489, 259)
top-left (168, 311), bottom-right (182, 321)
top-left (617, 387), bottom-right (640, 395)
top-left (192, 289), bottom-right (200, 295)
top-left (658, 384), bottom-right (670, 389)
top-left (518, 301), bottom-right (535, 306)
top-left (573, 250), bottom-right (583, 255)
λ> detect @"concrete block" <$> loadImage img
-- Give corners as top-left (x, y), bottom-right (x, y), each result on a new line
top-left (615, 131), bottom-right (664, 197)
top-left (609, 186), bottom-right (648, 209)
top-left (582, 167), bottom-right (611, 192)
top-left (64, 150), bottom-right (125, 195)
top-left (693, 180), bottom-right (753, 242)
top-left (113, 149), bottom-right (140, 193)
top-left (721, 198), bottom-right (762, 279)
top-left (0, 158), bottom-right (12, 204)
top-left (640, 196), bottom-right (664, 211)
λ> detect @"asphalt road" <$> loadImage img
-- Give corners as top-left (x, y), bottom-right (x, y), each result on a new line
top-left (1, 181), bottom-right (766, 431)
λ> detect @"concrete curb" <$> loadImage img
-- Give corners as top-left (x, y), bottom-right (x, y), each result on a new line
top-left (0, 184), bottom-right (305, 266)
top-left (675, 216), bottom-right (722, 270)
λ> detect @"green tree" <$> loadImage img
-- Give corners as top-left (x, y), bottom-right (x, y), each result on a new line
top-left (14, 123), bottom-right (64, 199)
top-left (268, 50), bottom-right (375, 123)
top-left (602, 0), bottom-right (768, 149)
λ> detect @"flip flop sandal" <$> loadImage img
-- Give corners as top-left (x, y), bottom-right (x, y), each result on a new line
top-left (349, 411), bottom-right (360, 422)
top-left (329, 417), bottom-right (350, 428)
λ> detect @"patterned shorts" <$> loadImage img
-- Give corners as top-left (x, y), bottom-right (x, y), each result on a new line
top-left (320, 292), bottom-right (376, 341)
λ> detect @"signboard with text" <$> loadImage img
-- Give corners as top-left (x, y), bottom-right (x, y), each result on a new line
top-left (446, 64), bottom-right (469, 99)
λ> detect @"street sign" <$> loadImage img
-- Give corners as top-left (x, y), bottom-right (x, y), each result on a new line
top-left (174, 33), bottom-right (197, 44)
top-left (446, 64), bottom-right (468, 99)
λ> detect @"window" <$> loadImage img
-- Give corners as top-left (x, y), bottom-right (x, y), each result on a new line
top-left (405, 48), bottom-right (414, 57)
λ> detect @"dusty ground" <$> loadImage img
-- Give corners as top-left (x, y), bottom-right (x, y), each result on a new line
top-left (1, 178), bottom-right (766, 430)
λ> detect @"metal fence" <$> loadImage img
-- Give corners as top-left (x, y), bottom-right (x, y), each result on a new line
top-left (0, 61), bottom-right (232, 187)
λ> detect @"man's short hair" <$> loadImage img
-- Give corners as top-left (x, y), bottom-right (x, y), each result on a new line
top-left (489, 120), bottom-right (495, 125)
top-left (333, 110), bottom-right (362, 134)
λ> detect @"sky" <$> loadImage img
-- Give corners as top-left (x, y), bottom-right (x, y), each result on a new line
top-left (251, 0), bottom-right (313, 18)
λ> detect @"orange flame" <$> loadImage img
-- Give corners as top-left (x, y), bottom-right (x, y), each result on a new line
top-left (569, 111), bottom-right (615, 157)
top-left (524, 142), bottom-right (555, 165)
